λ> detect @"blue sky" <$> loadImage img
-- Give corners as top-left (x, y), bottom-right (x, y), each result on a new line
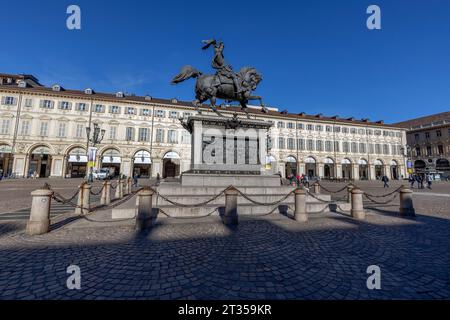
top-left (1, 0), bottom-right (450, 123)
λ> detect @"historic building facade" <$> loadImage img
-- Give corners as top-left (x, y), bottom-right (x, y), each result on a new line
top-left (395, 111), bottom-right (450, 177)
top-left (0, 73), bottom-right (407, 180)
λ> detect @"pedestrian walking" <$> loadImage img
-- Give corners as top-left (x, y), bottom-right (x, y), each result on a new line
top-left (133, 173), bottom-right (139, 187)
top-left (426, 174), bottom-right (433, 189)
top-left (381, 175), bottom-right (389, 188)
top-left (409, 175), bottom-right (415, 188)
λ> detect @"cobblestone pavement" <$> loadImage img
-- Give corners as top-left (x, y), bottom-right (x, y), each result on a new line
top-left (0, 180), bottom-right (449, 300)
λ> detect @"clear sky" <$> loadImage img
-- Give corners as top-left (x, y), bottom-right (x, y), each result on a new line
top-left (1, 0), bottom-right (450, 123)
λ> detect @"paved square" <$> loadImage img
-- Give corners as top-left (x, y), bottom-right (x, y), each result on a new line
top-left (0, 180), bottom-right (449, 300)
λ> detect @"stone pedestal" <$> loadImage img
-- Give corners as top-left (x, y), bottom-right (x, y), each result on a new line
top-left (399, 187), bottom-right (415, 217)
top-left (135, 189), bottom-right (156, 230)
top-left (294, 188), bottom-right (307, 222)
top-left (351, 188), bottom-right (365, 220)
top-left (26, 189), bottom-right (53, 235)
top-left (223, 187), bottom-right (239, 226)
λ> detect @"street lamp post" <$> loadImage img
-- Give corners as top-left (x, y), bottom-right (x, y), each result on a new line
top-left (86, 123), bottom-right (105, 183)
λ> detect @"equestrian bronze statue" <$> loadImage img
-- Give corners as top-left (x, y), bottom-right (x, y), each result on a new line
top-left (171, 39), bottom-right (268, 117)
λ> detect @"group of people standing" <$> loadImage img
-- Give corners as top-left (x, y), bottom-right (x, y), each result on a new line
top-left (287, 174), bottom-right (312, 187)
top-left (409, 173), bottom-right (433, 189)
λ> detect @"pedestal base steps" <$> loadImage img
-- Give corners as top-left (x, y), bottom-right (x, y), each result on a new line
top-left (112, 181), bottom-right (343, 219)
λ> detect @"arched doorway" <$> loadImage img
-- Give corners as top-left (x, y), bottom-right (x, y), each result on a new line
top-left (304, 156), bottom-right (316, 178)
top-left (323, 157), bottom-right (334, 179)
top-left (133, 150), bottom-right (151, 178)
top-left (285, 156), bottom-right (297, 178)
top-left (163, 151), bottom-right (180, 178)
top-left (390, 160), bottom-right (399, 180)
top-left (101, 148), bottom-right (121, 177)
top-left (436, 158), bottom-right (449, 171)
top-left (374, 159), bottom-right (384, 179)
top-left (28, 146), bottom-right (52, 178)
top-left (0, 144), bottom-right (13, 177)
top-left (341, 158), bottom-right (352, 179)
top-left (358, 159), bottom-right (368, 180)
top-left (66, 147), bottom-right (87, 178)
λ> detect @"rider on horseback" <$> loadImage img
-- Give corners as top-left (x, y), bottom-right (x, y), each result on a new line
top-left (202, 39), bottom-right (245, 95)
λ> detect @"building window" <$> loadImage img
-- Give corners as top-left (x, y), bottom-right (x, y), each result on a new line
top-left (277, 122), bottom-right (285, 129)
top-left (183, 112), bottom-right (193, 118)
top-left (342, 127), bottom-right (349, 134)
top-left (182, 130), bottom-right (190, 144)
top-left (325, 141), bottom-right (332, 152)
top-left (296, 123), bottom-right (304, 130)
top-left (155, 128), bottom-right (164, 143)
top-left (94, 104), bottom-right (105, 113)
top-left (426, 146), bottom-right (432, 156)
top-left (138, 128), bottom-right (149, 142)
top-left (0, 119), bottom-right (11, 135)
top-left (287, 138), bottom-right (295, 150)
top-left (278, 137), bottom-right (285, 149)
top-left (425, 132), bottom-right (430, 139)
top-left (155, 110), bottom-right (166, 118)
top-left (287, 122), bottom-right (295, 129)
top-left (358, 129), bottom-right (365, 135)
top-left (2, 96), bottom-right (16, 106)
top-left (436, 130), bottom-right (442, 137)
top-left (59, 101), bottom-right (71, 110)
top-left (350, 128), bottom-right (357, 134)
top-left (297, 139), bottom-right (305, 150)
top-left (109, 106), bottom-right (121, 114)
top-left (39, 122), bottom-right (48, 136)
top-left (343, 142), bottom-right (350, 153)
top-left (414, 133), bottom-right (420, 141)
top-left (316, 140), bottom-right (323, 151)
top-left (374, 130), bottom-right (381, 136)
top-left (315, 125), bottom-right (323, 131)
top-left (167, 130), bottom-right (177, 143)
top-left (366, 129), bottom-right (373, 135)
top-left (141, 108), bottom-right (151, 116)
top-left (126, 107), bottom-right (136, 115)
top-left (57, 123), bottom-right (67, 138)
top-left (438, 145), bottom-right (444, 155)
top-left (415, 147), bottom-right (421, 156)
top-left (369, 144), bottom-right (374, 154)
top-left (306, 124), bottom-right (314, 131)
top-left (326, 126), bottom-right (332, 132)
top-left (359, 143), bottom-right (366, 154)
top-left (40, 100), bottom-right (54, 109)
top-left (351, 142), bottom-right (358, 153)
top-left (109, 126), bottom-right (117, 140)
top-left (20, 120), bottom-right (30, 136)
top-left (169, 111), bottom-right (179, 119)
top-left (76, 103), bottom-right (88, 111)
top-left (383, 144), bottom-right (390, 155)
top-left (25, 99), bottom-right (33, 108)
top-left (334, 126), bottom-right (341, 133)
top-left (75, 124), bottom-right (84, 138)
top-left (125, 127), bottom-right (135, 141)
top-left (383, 130), bottom-right (389, 136)
top-left (307, 139), bottom-right (314, 151)
top-left (334, 141), bottom-right (340, 152)
top-left (374, 144), bottom-right (381, 154)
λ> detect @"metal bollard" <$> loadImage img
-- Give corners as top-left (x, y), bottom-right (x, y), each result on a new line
top-left (75, 182), bottom-right (91, 215)
top-left (223, 186), bottom-right (239, 226)
top-left (313, 182), bottom-right (321, 194)
top-left (26, 187), bottom-right (53, 235)
top-left (104, 181), bottom-right (111, 205)
top-left (115, 179), bottom-right (123, 199)
top-left (399, 186), bottom-right (415, 217)
top-left (294, 188), bottom-right (307, 222)
top-left (351, 188), bottom-right (365, 219)
top-left (135, 188), bottom-right (155, 231)
top-left (347, 185), bottom-right (354, 203)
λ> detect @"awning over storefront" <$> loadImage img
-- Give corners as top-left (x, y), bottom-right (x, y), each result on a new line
top-left (0, 145), bottom-right (12, 153)
top-left (374, 160), bottom-right (383, 166)
top-left (164, 151), bottom-right (180, 159)
top-left (68, 155), bottom-right (88, 163)
top-left (31, 146), bottom-right (51, 155)
top-left (341, 158), bottom-right (351, 165)
top-left (285, 156), bottom-right (297, 163)
top-left (324, 158), bottom-right (334, 164)
top-left (304, 157), bottom-right (316, 164)
top-left (134, 150), bottom-right (152, 164)
top-left (358, 159), bottom-right (368, 165)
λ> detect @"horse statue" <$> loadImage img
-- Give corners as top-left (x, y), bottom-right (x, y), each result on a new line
top-left (171, 39), bottom-right (268, 117)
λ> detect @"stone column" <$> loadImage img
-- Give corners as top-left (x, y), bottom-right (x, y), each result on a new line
top-left (313, 182), bottom-right (320, 194)
top-left (351, 188), bottom-right (365, 219)
top-left (114, 178), bottom-right (123, 199)
top-left (399, 187), bottom-right (415, 217)
top-left (135, 188), bottom-right (156, 231)
top-left (223, 187), bottom-right (239, 226)
top-left (26, 188), bottom-right (53, 235)
top-left (100, 181), bottom-right (110, 205)
top-left (75, 182), bottom-right (91, 215)
top-left (122, 178), bottom-right (129, 196)
top-left (127, 177), bottom-right (132, 193)
top-left (347, 185), bottom-right (354, 203)
top-left (294, 188), bottom-right (307, 222)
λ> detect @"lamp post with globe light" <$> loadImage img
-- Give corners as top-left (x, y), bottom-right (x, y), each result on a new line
top-left (86, 123), bottom-right (105, 183)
